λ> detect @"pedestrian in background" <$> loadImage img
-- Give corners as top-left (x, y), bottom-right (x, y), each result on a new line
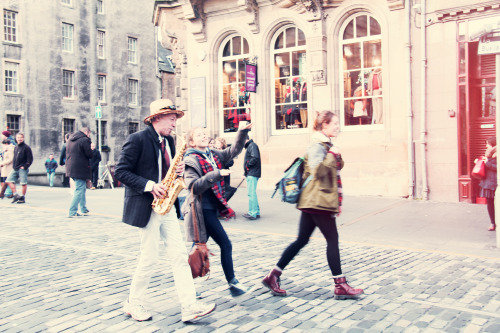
top-left (0, 132), bottom-right (33, 204)
top-left (478, 136), bottom-right (497, 231)
top-left (262, 110), bottom-right (364, 300)
top-left (242, 133), bottom-right (261, 220)
top-left (44, 153), bottom-right (58, 187)
top-left (214, 137), bottom-right (236, 200)
top-left (1, 130), bottom-right (16, 146)
top-left (208, 137), bottom-right (216, 149)
top-left (115, 99), bottom-right (215, 323)
top-left (66, 128), bottom-right (92, 217)
top-left (183, 124), bottom-right (254, 297)
top-left (59, 133), bottom-right (72, 189)
top-left (89, 143), bottom-right (101, 190)
top-left (0, 139), bottom-right (15, 199)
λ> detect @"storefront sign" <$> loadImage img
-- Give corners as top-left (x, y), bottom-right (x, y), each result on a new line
top-left (478, 36), bottom-right (500, 55)
top-left (190, 77), bottom-right (206, 128)
top-left (245, 62), bottom-right (257, 93)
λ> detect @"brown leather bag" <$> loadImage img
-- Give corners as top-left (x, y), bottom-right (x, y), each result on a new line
top-left (188, 188), bottom-right (213, 278)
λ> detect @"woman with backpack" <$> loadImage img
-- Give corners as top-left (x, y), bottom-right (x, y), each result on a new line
top-left (262, 110), bottom-right (364, 300)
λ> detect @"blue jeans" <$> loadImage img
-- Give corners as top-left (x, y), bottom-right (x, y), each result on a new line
top-left (246, 176), bottom-right (260, 218)
top-left (69, 178), bottom-right (88, 216)
top-left (47, 172), bottom-right (55, 187)
top-left (203, 208), bottom-right (235, 283)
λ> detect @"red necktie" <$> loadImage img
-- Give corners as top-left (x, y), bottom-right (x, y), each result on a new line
top-left (161, 139), bottom-right (170, 179)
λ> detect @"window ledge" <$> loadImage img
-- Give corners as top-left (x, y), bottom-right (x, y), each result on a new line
top-left (2, 41), bottom-right (22, 47)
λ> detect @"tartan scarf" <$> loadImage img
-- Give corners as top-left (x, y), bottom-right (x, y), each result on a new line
top-left (192, 152), bottom-right (235, 219)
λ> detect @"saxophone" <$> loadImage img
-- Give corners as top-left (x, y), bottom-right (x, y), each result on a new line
top-left (152, 131), bottom-right (188, 215)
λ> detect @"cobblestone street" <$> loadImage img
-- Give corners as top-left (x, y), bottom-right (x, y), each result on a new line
top-left (1, 187), bottom-right (500, 332)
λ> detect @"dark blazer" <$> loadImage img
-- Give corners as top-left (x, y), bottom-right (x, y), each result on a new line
top-left (65, 131), bottom-right (92, 180)
top-left (115, 125), bottom-right (178, 228)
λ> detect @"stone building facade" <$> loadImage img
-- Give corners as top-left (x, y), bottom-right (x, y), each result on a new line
top-left (153, 0), bottom-right (500, 203)
top-left (1, 0), bottom-right (158, 178)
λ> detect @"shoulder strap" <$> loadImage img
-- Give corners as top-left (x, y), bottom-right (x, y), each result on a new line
top-left (190, 186), bottom-right (201, 243)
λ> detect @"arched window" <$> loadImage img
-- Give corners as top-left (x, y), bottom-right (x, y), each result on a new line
top-left (219, 35), bottom-right (251, 133)
top-left (271, 26), bottom-right (307, 133)
top-left (340, 14), bottom-right (382, 127)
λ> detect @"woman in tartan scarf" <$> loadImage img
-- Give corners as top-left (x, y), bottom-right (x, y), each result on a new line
top-left (262, 111), bottom-right (364, 300)
top-left (182, 123), bottom-right (254, 297)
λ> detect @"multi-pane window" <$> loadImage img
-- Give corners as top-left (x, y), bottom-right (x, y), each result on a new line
top-left (220, 35), bottom-right (251, 133)
top-left (62, 23), bottom-right (74, 52)
top-left (6, 115), bottom-right (20, 137)
top-left (97, 30), bottom-right (105, 58)
top-left (341, 14), bottom-right (382, 127)
top-left (63, 118), bottom-right (75, 142)
top-left (97, 75), bottom-right (106, 102)
top-left (4, 61), bottom-right (19, 93)
top-left (97, 0), bottom-right (104, 14)
top-left (128, 37), bottom-right (137, 63)
top-left (128, 79), bottom-right (138, 105)
top-left (128, 122), bottom-right (139, 135)
top-left (61, 0), bottom-right (72, 5)
top-left (62, 70), bottom-right (75, 98)
top-left (3, 10), bottom-right (17, 42)
top-left (272, 26), bottom-right (307, 132)
top-left (95, 120), bottom-right (107, 147)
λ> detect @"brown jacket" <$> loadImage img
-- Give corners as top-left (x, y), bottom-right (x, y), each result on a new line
top-left (1, 144), bottom-right (15, 177)
top-left (297, 132), bottom-right (343, 213)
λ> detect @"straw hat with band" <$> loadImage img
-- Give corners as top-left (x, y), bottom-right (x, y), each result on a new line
top-left (144, 99), bottom-right (184, 125)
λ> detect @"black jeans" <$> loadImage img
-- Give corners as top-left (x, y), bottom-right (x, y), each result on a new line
top-left (203, 208), bottom-right (235, 282)
top-left (277, 211), bottom-right (342, 276)
top-left (91, 167), bottom-right (99, 188)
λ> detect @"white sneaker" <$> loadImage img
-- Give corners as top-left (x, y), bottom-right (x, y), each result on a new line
top-left (181, 301), bottom-right (216, 322)
top-left (123, 299), bottom-right (152, 321)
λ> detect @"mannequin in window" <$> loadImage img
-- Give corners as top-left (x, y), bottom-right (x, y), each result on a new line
top-left (284, 78), bottom-right (302, 128)
top-left (367, 68), bottom-right (382, 124)
top-left (350, 86), bottom-right (367, 125)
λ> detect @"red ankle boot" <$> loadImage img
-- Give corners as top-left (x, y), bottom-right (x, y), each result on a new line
top-left (262, 269), bottom-right (286, 296)
top-left (334, 276), bottom-right (363, 300)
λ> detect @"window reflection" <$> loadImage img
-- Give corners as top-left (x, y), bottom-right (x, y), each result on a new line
top-left (220, 36), bottom-right (251, 132)
top-left (341, 14), bottom-right (383, 126)
top-left (272, 26), bottom-right (307, 131)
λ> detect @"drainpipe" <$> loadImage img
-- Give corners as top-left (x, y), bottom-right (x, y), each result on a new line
top-left (420, 0), bottom-right (429, 200)
top-left (406, 0), bottom-right (415, 199)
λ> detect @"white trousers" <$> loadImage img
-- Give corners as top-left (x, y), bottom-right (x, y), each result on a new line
top-left (128, 209), bottom-right (196, 307)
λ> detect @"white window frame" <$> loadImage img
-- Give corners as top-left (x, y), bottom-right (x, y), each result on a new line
top-left (339, 13), bottom-right (383, 131)
top-left (128, 37), bottom-right (137, 63)
top-left (4, 61), bottom-right (20, 94)
top-left (62, 70), bottom-right (75, 99)
top-left (97, 0), bottom-right (104, 14)
top-left (128, 79), bottom-right (139, 105)
top-left (270, 25), bottom-right (308, 136)
top-left (61, 0), bottom-right (72, 5)
top-left (97, 30), bottom-right (105, 59)
top-left (3, 10), bottom-right (18, 43)
top-left (218, 34), bottom-right (252, 136)
top-left (97, 75), bottom-right (106, 103)
top-left (62, 23), bottom-right (74, 52)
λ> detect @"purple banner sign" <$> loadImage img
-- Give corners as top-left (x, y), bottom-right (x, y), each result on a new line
top-left (245, 63), bottom-right (257, 93)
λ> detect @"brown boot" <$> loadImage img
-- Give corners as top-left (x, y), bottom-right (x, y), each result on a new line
top-left (334, 276), bottom-right (363, 300)
top-left (0, 183), bottom-right (7, 199)
top-left (262, 269), bottom-right (286, 296)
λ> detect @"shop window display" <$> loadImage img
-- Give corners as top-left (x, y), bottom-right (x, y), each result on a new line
top-left (341, 14), bottom-right (383, 127)
top-left (220, 36), bottom-right (251, 133)
top-left (272, 26), bottom-right (307, 131)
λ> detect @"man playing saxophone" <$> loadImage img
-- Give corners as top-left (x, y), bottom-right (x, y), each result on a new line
top-left (115, 99), bottom-right (216, 323)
